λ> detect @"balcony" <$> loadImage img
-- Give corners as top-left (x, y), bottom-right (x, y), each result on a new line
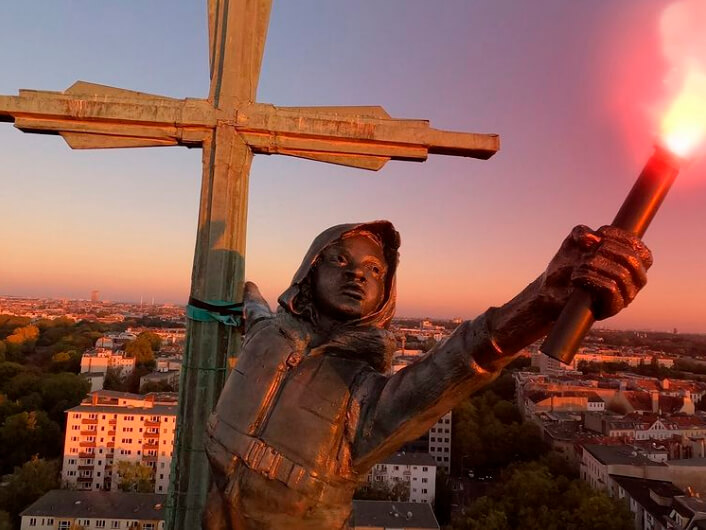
top-left (79, 441), bottom-right (96, 448)
top-left (80, 430), bottom-right (97, 436)
top-left (78, 452), bottom-right (93, 459)
top-left (78, 465), bottom-right (94, 471)
top-left (107, 430), bottom-right (116, 436)
top-left (77, 477), bottom-right (92, 483)
top-left (145, 420), bottom-right (161, 427)
top-left (142, 455), bottom-right (158, 463)
top-left (144, 432), bottom-right (160, 439)
top-left (81, 418), bottom-right (98, 425)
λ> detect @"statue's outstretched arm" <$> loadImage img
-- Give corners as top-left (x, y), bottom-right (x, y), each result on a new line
top-left (351, 225), bottom-right (652, 472)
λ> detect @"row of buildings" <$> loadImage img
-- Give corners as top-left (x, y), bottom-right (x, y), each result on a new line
top-left (516, 342), bottom-right (706, 530)
top-left (80, 331), bottom-right (185, 393)
top-left (20, 492), bottom-right (440, 530)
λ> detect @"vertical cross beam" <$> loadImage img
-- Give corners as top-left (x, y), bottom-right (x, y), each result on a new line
top-left (166, 2), bottom-right (271, 528)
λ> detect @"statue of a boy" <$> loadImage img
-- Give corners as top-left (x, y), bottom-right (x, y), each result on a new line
top-left (204, 221), bottom-right (652, 529)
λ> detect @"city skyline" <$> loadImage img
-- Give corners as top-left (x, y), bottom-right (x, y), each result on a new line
top-left (2, 1), bottom-right (706, 332)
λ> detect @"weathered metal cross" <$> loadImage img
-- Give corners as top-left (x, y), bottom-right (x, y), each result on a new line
top-left (0, 1), bottom-right (498, 528)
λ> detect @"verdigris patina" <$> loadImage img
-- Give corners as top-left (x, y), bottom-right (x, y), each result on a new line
top-left (204, 220), bottom-right (652, 529)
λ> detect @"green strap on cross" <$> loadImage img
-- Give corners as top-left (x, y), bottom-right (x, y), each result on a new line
top-left (186, 297), bottom-right (243, 327)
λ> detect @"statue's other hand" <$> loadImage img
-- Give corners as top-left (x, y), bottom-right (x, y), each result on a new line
top-left (541, 225), bottom-right (653, 321)
top-left (243, 281), bottom-right (274, 332)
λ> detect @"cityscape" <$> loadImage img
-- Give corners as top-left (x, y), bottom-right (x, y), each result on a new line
top-left (1, 1), bottom-right (705, 528)
top-left (0, 294), bottom-right (705, 529)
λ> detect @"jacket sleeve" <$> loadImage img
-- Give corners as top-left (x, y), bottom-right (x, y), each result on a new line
top-left (350, 310), bottom-right (517, 473)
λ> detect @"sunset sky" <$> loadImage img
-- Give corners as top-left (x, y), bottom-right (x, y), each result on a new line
top-left (1, 1), bottom-right (705, 332)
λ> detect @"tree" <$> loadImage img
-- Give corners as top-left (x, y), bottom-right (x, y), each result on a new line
top-left (0, 457), bottom-right (60, 527)
top-left (451, 390), bottom-right (547, 476)
top-left (140, 380), bottom-right (174, 394)
top-left (116, 461), bottom-right (155, 493)
top-left (4, 325), bottom-right (39, 362)
top-left (354, 480), bottom-right (409, 502)
top-left (3, 372), bottom-right (41, 400)
top-left (0, 362), bottom-right (27, 390)
top-left (0, 411), bottom-right (62, 472)
top-left (125, 338), bottom-right (155, 366)
top-left (39, 372), bottom-right (90, 424)
top-left (103, 367), bottom-right (125, 392)
top-left (451, 462), bottom-right (633, 530)
top-left (137, 331), bottom-right (162, 352)
top-left (0, 511), bottom-right (11, 530)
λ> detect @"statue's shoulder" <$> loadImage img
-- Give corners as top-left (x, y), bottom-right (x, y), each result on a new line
top-left (241, 282), bottom-right (311, 356)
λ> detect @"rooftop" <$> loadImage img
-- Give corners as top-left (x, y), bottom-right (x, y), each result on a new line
top-left (20, 490), bottom-right (166, 520)
top-left (352, 500), bottom-right (439, 529)
top-left (610, 475), bottom-right (682, 524)
top-left (582, 444), bottom-right (666, 467)
top-left (67, 404), bottom-right (177, 415)
top-left (381, 452), bottom-right (437, 467)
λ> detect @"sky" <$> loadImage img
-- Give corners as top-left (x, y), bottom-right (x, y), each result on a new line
top-left (1, 0), bottom-right (705, 333)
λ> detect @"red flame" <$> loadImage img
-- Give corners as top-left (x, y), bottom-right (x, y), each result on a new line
top-left (659, 0), bottom-right (706, 157)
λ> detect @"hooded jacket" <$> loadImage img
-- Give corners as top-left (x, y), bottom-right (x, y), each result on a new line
top-left (205, 221), bottom-right (509, 529)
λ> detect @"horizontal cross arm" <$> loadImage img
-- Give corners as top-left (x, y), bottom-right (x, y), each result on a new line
top-left (0, 84), bottom-right (215, 149)
top-left (234, 104), bottom-right (498, 170)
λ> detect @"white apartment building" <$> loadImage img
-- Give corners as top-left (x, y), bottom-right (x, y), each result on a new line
top-left (20, 490), bottom-right (165, 530)
top-left (62, 390), bottom-right (177, 494)
top-left (580, 444), bottom-right (667, 492)
top-left (369, 453), bottom-right (437, 504)
top-left (428, 411), bottom-right (452, 472)
top-left (95, 332), bottom-right (138, 351)
top-left (81, 348), bottom-right (136, 378)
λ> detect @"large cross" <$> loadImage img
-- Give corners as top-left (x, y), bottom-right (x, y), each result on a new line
top-left (0, 1), bottom-right (498, 528)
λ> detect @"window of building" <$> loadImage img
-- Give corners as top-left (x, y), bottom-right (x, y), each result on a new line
top-left (422, 467), bottom-right (427, 472)
top-left (422, 478), bottom-right (428, 483)
top-left (111, 522), bottom-right (120, 529)
top-left (58, 522), bottom-right (71, 530)
top-left (422, 488), bottom-right (428, 494)
top-left (144, 523), bottom-right (155, 530)
top-left (29, 518), bottom-right (37, 526)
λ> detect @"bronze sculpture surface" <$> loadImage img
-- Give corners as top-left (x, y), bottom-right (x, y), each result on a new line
top-left (204, 221), bottom-right (652, 529)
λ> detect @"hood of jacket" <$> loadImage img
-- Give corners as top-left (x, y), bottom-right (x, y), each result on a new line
top-left (277, 220), bottom-right (400, 372)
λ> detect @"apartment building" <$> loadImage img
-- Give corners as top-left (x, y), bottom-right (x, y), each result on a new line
top-left (81, 348), bottom-right (136, 378)
top-left (369, 453), bottom-right (437, 504)
top-left (20, 490), bottom-right (165, 530)
top-left (62, 390), bottom-right (177, 494)
top-left (428, 411), bottom-right (452, 472)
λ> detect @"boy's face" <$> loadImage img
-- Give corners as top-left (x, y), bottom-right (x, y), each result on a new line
top-left (312, 234), bottom-right (387, 321)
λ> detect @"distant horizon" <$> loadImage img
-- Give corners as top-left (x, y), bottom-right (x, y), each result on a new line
top-left (2, 290), bottom-right (703, 336)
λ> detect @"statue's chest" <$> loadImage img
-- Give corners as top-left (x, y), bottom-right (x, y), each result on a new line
top-left (260, 354), bottom-right (364, 474)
